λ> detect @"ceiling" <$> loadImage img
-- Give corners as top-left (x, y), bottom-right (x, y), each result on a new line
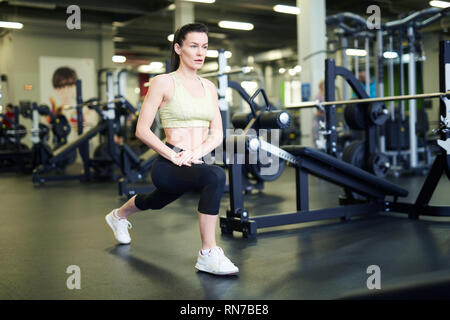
top-left (0, 0), bottom-right (447, 67)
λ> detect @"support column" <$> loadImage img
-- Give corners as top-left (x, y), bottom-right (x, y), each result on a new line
top-left (408, 26), bottom-right (418, 168)
top-left (297, 0), bottom-right (326, 147)
top-left (174, 0), bottom-right (194, 30)
top-left (99, 24), bottom-right (115, 71)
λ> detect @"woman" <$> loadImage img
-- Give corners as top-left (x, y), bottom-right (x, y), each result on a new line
top-left (105, 23), bottom-right (238, 276)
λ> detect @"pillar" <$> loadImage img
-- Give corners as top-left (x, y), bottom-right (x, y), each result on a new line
top-left (174, 0), bottom-right (194, 30)
top-left (297, 0), bottom-right (327, 147)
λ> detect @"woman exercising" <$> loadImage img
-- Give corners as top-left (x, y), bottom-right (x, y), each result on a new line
top-left (105, 23), bottom-right (239, 276)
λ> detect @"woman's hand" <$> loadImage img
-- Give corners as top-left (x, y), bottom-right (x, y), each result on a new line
top-left (171, 150), bottom-right (203, 167)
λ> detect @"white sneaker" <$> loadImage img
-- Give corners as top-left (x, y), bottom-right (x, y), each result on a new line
top-left (105, 209), bottom-right (132, 244)
top-left (195, 247), bottom-right (239, 276)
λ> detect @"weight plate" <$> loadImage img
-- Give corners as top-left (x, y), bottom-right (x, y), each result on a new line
top-left (342, 140), bottom-right (365, 169)
top-left (344, 104), bottom-right (366, 130)
top-left (367, 153), bottom-right (390, 177)
top-left (52, 115), bottom-right (71, 140)
top-left (369, 102), bottom-right (388, 126)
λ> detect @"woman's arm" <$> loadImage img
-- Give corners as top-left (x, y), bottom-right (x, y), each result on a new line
top-left (194, 79), bottom-right (223, 159)
top-left (135, 75), bottom-right (178, 161)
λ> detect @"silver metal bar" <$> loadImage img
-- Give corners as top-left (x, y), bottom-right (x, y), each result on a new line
top-left (388, 36), bottom-right (395, 121)
top-left (217, 50), bottom-right (229, 113)
top-left (199, 66), bottom-right (254, 78)
top-left (365, 37), bottom-right (370, 96)
top-left (343, 37), bottom-right (349, 101)
top-left (285, 91), bottom-right (450, 109)
top-left (376, 29), bottom-right (384, 98)
top-left (408, 26), bottom-right (418, 168)
top-left (62, 97), bottom-right (124, 110)
top-left (354, 39), bottom-right (359, 78)
top-left (249, 137), bottom-right (298, 165)
top-left (143, 66), bottom-right (255, 88)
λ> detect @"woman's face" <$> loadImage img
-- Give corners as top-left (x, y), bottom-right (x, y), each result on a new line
top-left (55, 85), bottom-right (76, 106)
top-left (175, 31), bottom-right (208, 70)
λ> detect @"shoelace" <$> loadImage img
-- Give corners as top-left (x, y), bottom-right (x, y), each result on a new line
top-left (211, 247), bottom-right (234, 265)
top-left (118, 219), bottom-right (132, 230)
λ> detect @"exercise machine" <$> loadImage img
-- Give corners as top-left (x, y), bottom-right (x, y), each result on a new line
top-left (221, 40), bottom-right (450, 238)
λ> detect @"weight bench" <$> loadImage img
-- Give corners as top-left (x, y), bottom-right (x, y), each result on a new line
top-left (281, 146), bottom-right (408, 200)
top-left (32, 122), bottom-right (108, 184)
top-left (220, 145), bottom-right (409, 238)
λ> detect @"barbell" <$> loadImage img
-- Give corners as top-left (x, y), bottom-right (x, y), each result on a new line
top-left (143, 66), bottom-right (255, 87)
top-left (199, 66), bottom-right (254, 78)
top-left (62, 97), bottom-right (126, 110)
top-left (284, 91), bottom-right (450, 110)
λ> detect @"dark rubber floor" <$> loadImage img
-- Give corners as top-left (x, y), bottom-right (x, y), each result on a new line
top-left (1, 166), bottom-right (450, 300)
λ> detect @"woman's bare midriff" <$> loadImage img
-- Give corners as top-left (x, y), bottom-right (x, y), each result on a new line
top-left (165, 127), bottom-right (209, 151)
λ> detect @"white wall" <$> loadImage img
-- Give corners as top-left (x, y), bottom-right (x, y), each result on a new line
top-left (9, 32), bottom-right (106, 104)
top-left (0, 33), bottom-right (15, 107)
top-left (0, 26), bottom-right (114, 155)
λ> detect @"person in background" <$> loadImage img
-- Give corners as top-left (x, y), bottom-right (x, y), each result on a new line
top-left (2, 103), bottom-right (15, 128)
top-left (51, 67), bottom-right (78, 124)
top-left (357, 70), bottom-right (376, 98)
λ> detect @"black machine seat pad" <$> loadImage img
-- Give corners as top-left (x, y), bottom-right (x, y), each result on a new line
top-left (281, 145), bottom-right (408, 198)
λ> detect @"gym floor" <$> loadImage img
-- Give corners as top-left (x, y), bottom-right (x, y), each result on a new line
top-left (1, 165), bottom-right (450, 300)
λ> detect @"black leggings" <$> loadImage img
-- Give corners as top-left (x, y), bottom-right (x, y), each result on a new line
top-left (134, 142), bottom-right (226, 215)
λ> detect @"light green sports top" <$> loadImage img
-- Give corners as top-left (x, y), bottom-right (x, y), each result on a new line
top-left (158, 72), bottom-right (214, 128)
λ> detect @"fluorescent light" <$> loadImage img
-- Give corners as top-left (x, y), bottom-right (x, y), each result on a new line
top-left (149, 62), bottom-right (164, 69)
top-left (429, 1), bottom-right (450, 8)
top-left (401, 54), bottom-right (411, 63)
top-left (383, 51), bottom-right (398, 59)
top-left (288, 69), bottom-right (296, 76)
top-left (112, 55), bottom-right (126, 63)
top-left (207, 50), bottom-right (232, 58)
top-left (279, 68), bottom-right (286, 74)
top-left (168, 34), bottom-right (174, 42)
top-left (273, 4), bottom-right (300, 15)
top-left (0, 21), bottom-right (23, 29)
top-left (138, 62), bottom-right (165, 74)
top-left (8, 0), bottom-right (55, 9)
top-left (168, 4), bottom-right (176, 10)
top-left (345, 48), bottom-right (367, 57)
top-left (206, 50), bottom-right (219, 58)
top-left (138, 65), bottom-right (152, 73)
top-left (218, 20), bottom-right (254, 31)
top-left (294, 65), bottom-right (302, 73)
top-left (241, 81), bottom-right (258, 92)
top-left (184, 0), bottom-right (215, 3)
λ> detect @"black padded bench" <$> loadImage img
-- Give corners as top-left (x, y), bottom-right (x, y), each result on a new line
top-left (220, 145), bottom-right (409, 238)
top-left (281, 146), bottom-right (408, 199)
